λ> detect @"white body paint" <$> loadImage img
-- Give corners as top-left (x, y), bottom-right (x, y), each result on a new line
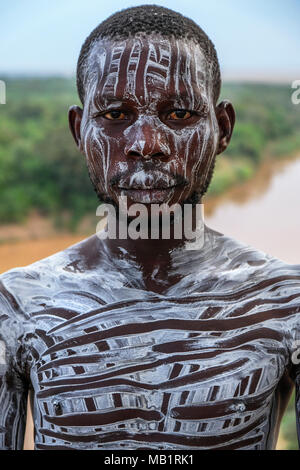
top-left (1, 33), bottom-right (299, 451)
top-left (81, 35), bottom-right (219, 205)
top-left (0, 229), bottom-right (300, 449)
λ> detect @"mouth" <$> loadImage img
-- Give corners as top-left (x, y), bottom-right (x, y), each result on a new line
top-left (117, 186), bottom-right (178, 203)
top-left (118, 184), bottom-right (177, 190)
top-left (111, 171), bottom-right (188, 204)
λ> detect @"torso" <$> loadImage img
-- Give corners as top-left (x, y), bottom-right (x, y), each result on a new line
top-left (1, 229), bottom-right (300, 450)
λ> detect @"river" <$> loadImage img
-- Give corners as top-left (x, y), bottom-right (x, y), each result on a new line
top-left (205, 155), bottom-right (300, 265)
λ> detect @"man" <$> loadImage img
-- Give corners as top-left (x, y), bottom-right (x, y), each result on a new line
top-left (0, 5), bottom-right (300, 450)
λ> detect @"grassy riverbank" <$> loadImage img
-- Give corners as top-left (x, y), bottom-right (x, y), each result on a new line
top-left (207, 82), bottom-right (300, 197)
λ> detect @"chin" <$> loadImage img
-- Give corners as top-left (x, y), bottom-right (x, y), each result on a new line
top-left (182, 191), bottom-right (201, 206)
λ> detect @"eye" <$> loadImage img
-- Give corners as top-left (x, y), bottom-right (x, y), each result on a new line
top-left (103, 110), bottom-right (126, 120)
top-left (168, 110), bottom-right (192, 120)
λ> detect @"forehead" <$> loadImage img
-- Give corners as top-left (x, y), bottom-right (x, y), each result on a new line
top-left (85, 35), bottom-right (212, 104)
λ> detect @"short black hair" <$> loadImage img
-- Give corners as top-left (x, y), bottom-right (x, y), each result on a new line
top-left (76, 4), bottom-right (221, 105)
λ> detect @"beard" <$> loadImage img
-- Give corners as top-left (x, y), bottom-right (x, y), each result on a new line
top-left (86, 153), bottom-right (217, 218)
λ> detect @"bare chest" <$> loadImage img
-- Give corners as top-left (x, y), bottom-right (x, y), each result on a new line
top-left (29, 290), bottom-right (290, 449)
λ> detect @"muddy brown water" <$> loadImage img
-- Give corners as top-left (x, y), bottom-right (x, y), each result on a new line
top-left (205, 155), bottom-right (300, 265)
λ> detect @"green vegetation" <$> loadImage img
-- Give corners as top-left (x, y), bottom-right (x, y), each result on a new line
top-left (0, 77), bottom-right (96, 229)
top-left (0, 78), bottom-right (299, 227)
top-left (280, 391), bottom-right (298, 450)
top-left (207, 82), bottom-right (300, 196)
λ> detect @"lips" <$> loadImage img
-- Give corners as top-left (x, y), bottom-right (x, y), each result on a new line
top-left (112, 171), bottom-right (187, 203)
top-left (116, 171), bottom-right (178, 191)
top-left (120, 187), bottom-right (176, 203)
top-left (118, 184), bottom-right (177, 190)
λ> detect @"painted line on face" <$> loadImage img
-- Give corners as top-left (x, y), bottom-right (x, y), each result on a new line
top-left (82, 36), bottom-right (218, 205)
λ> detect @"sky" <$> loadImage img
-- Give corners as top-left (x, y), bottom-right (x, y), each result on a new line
top-left (1, 0), bottom-right (300, 81)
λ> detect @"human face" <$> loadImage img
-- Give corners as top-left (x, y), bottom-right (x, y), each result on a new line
top-left (72, 36), bottom-right (225, 209)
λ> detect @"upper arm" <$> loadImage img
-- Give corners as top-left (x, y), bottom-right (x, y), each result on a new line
top-left (0, 359), bottom-right (29, 449)
top-left (0, 283), bottom-right (29, 450)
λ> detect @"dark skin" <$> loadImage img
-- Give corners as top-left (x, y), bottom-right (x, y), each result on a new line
top-left (1, 34), bottom-right (299, 451)
top-left (68, 37), bottom-right (235, 293)
top-left (65, 40), bottom-right (295, 447)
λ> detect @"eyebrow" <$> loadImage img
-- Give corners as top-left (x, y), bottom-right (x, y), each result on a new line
top-left (98, 95), bottom-right (124, 102)
top-left (98, 92), bottom-right (204, 103)
top-left (96, 94), bottom-right (134, 107)
top-left (94, 87), bottom-right (208, 111)
top-left (162, 93), bottom-right (202, 103)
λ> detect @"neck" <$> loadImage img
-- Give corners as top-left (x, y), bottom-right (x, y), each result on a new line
top-left (99, 203), bottom-right (206, 289)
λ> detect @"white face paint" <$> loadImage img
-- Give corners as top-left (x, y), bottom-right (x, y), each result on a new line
top-left (80, 34), bottom-right (220, 207)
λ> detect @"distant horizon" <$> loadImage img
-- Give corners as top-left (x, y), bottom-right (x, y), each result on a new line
top-left (1, 1), bottom-right (299, 81)
top-left (0, 72), bottom-right (296, 86)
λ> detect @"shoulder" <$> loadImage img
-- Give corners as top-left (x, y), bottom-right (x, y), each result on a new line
top-left (202, 230), bottom-right (300, 347)
top-left (211, 227), bottom-right (300, 272)
top-left (206, 227), bottom-right (300, 293)
top-left (0, 234), bottom-right (102, 317)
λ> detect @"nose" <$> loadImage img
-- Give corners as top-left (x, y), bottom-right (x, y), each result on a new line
top-left (124, 119), bottom-right (170, 160)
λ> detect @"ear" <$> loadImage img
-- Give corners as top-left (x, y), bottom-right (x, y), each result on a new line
top-left (68, 105), bottom-right (84, 153)
top-left (215, 100), bottom-right (235, 155)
